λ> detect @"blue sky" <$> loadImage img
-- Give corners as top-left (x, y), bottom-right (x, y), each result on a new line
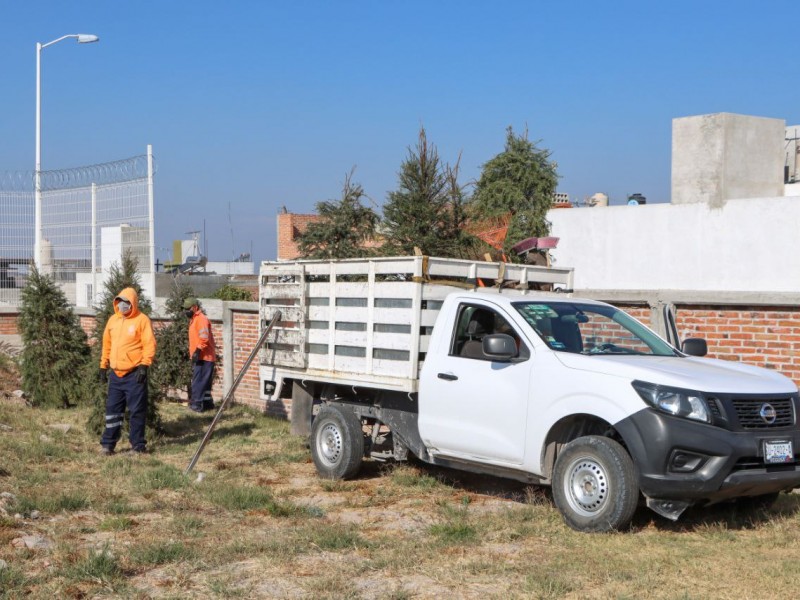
top-left (2, 1), bottom-right (797, 263)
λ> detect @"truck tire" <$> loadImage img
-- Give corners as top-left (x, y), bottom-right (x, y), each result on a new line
top-left (310, 404), bottom-right (365, 480)
top-left (552, 436), bottom-right (638, 532)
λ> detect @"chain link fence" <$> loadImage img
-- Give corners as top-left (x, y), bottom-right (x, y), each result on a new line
top-left (0, 148), bottom-right (155, 306)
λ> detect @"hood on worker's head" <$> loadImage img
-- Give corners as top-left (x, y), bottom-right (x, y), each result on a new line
top-left (113, 287), bottom-right (140, 317)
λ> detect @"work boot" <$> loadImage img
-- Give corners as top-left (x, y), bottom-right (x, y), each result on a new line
top-left (99, 446), bottom-right (114, 457)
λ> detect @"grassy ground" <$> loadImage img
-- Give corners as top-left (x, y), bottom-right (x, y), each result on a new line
top-left (2, 394), bottom-right (800, 599)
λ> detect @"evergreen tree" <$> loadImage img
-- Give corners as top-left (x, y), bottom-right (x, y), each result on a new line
top-left (85, 251), bottom-right (162, 437)
top-left (211, 284), bottom-right (253, 301)
top-left (296, 170), bottom-right (379, 259)
top-left (151, 277), bottom-right (195, 401)
top-left (441, 157), bottom-right (481, 259)
top-left (381, 127), bottom-right (472, 257)
top-left (18, 265), bottom-right (90, 408)
top-left (471, 126), bottom-right (559, 258)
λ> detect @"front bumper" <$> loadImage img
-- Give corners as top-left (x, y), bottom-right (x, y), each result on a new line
top-left (615, 408), bottom-right (800, 503)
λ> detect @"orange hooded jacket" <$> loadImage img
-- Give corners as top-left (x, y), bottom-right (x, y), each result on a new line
top-left (188, 308), bottom-right (216, 362)
top-left (100, 287), bottom-right (156, 377)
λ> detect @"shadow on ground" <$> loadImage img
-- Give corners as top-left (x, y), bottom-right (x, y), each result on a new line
top-left (353, 455), bottom-right (800, 533)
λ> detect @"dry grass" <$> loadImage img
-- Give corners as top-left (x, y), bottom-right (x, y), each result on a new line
top-left (2, 396), bottom-right (800, 599)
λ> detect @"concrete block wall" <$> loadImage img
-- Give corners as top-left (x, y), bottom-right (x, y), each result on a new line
top-left (549, 197), bottom-right (800, 293)
top-left (672, 113), bottom-right (785, 208)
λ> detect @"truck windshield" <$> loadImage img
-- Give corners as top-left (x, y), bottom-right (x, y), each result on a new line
top-left (512, 301), bottom-right (679, 356)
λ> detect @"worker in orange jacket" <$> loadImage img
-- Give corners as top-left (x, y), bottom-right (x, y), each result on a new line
top-left (184, 297), bottom-right (217, 412)
top-left (99, 287), bottom-right (156, 455)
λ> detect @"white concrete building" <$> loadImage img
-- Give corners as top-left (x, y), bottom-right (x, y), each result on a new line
top-left (548, 113), bottom-right (800, 294)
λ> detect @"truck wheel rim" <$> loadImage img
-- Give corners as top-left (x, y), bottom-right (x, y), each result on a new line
top-left (564, 456), bottom-right (608, 517)
top-left (318, 422), bottom-right (343, 465)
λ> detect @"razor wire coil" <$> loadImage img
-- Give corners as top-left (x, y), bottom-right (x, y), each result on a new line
top-left (0, 154), bottom-right (155, 192)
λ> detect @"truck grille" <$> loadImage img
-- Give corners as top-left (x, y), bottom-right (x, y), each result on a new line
top-left (730, 397), bottom-right (795, 429)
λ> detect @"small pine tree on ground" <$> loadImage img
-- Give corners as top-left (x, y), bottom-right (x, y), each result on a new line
top-left (151, 277), bottom-right (195, 401)
top-left (18, 265), bottom-right (91, 408)
top-left (85, 251), bottom-right (163, 439)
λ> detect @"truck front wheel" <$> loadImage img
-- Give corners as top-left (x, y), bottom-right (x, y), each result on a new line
top-left (310, 404), bottom-right (365, 480)
top-left (552, 436), bottom-right (638, 532)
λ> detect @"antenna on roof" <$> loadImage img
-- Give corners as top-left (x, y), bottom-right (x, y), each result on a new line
top-left (228, 202), bottom-right (235, 262)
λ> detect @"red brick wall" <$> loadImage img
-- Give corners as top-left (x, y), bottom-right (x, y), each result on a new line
top-left (0, 314), bottom-right (17, 335)
top-left (277, 213), bottom-right (322, 260)
top-left (79, 316), bottom-right (97, 340)
top-left (276, 212), bottom-right (382, 261)
top-left (230, 310), bottom-right (263, 409)
top-left (619, 306), bottom-right (651, 326)
top-left (3, 303), bottom-right (800, 416)
top-left (677, 306), bottom-right (800, 383)
top-left (210, 321), bottom-right (225, 401)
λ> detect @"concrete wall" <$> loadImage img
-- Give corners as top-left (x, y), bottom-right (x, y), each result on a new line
top-left (672, 113), bottom-right (785, 208)
top-left (548, 196), bottom-right (800, 292)
top-left (153, 273), bottom-right (257, 301)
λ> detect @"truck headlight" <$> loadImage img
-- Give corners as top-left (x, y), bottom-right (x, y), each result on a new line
top-left (632, 381), bottom-right (710, 424)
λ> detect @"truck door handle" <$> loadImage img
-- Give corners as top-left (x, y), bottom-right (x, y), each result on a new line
top-left (437, 372), bottom-right (458, 381)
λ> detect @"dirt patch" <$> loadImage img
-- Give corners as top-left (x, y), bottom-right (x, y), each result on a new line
top-left (0, 339), bottom-right (22, 400)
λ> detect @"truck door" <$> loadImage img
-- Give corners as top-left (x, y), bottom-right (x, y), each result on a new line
top-left (418, 302), bottom-right (531, 465)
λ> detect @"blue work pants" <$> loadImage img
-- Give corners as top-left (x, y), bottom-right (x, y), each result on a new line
top-left (101, 370), bottom-right (148, 451)
top-left (190, 360), bottom-right (215, 411)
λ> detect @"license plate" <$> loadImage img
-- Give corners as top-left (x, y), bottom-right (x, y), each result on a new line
top-left (764, 440), bottom-right (794, 464)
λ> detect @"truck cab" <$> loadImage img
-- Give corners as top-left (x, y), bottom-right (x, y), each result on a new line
top-left (419, 292), bottom-right (800, 531)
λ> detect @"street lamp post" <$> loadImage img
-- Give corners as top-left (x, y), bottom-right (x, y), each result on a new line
top-left (34, 33), bottom-right (99, 270)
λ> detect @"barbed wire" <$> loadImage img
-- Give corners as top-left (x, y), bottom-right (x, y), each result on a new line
top-left (0, 171), bottom-right (33, 192)
top-left (0, 154), bottom-right (156, 192)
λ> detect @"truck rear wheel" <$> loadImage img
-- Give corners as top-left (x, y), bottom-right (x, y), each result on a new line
top-left (552, 436), bottom-right (638, 532)
top-left (310, 404), bottom-right (365, 480)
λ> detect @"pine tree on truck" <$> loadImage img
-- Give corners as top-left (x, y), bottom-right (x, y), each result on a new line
top-left (258, 256), bottom-right (800, 532)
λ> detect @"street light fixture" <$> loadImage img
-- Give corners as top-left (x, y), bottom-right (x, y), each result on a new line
top-left (34, 33), bottom-right (99, 269)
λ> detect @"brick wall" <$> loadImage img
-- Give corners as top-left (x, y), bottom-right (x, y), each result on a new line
top-left (276, 212), bottom-right (382, 261)
top-left (210, 321), bottom-right (225, 401)
top-left (230, 310), bottom-right (262, 409)
top-left (277, 213), bottom-right (322, 260)
top-left (0, 314), bottom-right (17, 335)
top-left (3, 302), bottom-right (800, 419)
top-left (677, 305), bottom-right (800, 383)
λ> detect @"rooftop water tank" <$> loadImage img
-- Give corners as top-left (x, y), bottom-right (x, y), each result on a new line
top-left (589, 193), bottom-right (608, 207)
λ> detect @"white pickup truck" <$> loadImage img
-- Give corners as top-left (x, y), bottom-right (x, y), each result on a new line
top-left (258, 256), bottom-right (800, 532)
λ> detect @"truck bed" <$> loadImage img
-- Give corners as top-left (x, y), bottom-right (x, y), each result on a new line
top-left (259, 256), bottom-right (574, 398)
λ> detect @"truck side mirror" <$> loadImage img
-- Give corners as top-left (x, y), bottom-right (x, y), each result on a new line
top-left (483, 334), bottom-right (518, 361)
top-left (682, 338), bottom-right (708, 357)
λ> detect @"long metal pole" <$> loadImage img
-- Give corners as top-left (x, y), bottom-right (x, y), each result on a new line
top-left (91, 183), bottom-right (97, 304)
top-left (34, 42), bottom-right (42, 270)
top-left (185, 310), bottom-right (282, 475)
top-left (147, 144), bottom-right (155, 274)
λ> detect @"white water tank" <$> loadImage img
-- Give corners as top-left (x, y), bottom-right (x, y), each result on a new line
top-left (589, 193), bottom-right (608, 207)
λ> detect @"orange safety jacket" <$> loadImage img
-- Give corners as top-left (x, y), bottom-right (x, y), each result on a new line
top-left (189, 309), bottom-right (216, 362)
top-left (100, 287), bottom-right (156, 377)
